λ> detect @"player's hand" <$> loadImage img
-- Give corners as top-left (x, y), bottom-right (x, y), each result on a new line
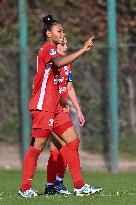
top-left (82, 36), bottom-right (94, 53)
top-left (77, 109), bottom-right (85, 126)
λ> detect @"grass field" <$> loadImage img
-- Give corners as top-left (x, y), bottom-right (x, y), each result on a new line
top-left (0, 170), bottom-right (136, 205)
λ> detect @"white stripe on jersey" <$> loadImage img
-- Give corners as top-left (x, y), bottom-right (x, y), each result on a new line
top-left (37, 64), bottom-right (52, 110)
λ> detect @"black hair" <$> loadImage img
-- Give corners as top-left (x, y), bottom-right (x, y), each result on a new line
top-left (42, 15), bottom-right (59, 42)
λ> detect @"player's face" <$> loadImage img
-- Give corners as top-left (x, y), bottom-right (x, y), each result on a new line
top-left (57, 38), bottom-right (68, 56)
top-left (48, 24), bottom-right (65, 45)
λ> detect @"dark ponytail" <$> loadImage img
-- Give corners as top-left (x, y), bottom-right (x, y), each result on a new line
top-left (42, 15), bottom-right (58, 42)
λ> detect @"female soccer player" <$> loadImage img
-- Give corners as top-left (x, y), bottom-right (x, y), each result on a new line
top-left (45, 37), bottom-right (85, 195)
top-left (18, 15), bottom-right (95, 198)
top-left (45, 37), bottom-right (102, 196)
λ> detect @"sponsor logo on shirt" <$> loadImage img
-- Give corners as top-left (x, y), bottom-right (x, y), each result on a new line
top-left (59, 77), bottom-right (64, 83)
top-left (50, 49), bottom-right (56, 55)
top-left (59, 86), bottom-right (67, 94)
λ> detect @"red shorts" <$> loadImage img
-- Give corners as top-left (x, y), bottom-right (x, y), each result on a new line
top-left (31, 110), bottom-right (55, 138)
top-left (30, 108), bottom-right (73, 138)
top-left (53, 110), bottom-right (73, 137)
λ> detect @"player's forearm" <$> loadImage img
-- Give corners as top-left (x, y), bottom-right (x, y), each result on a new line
top-left (52, 48), bottom-right (85, 68)
top-left (68, 87), bottom-right (81, 112)
top-left (52, 36), bottom-right (94, 68)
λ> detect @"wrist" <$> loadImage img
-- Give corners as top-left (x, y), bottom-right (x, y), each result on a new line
top-left (80, 48), bottom-right (86, 54)
top-left (76, 107), bottom-right (81, 112)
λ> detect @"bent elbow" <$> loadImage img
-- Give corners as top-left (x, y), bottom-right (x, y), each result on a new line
top-left (55, 60), bottom-right (63, 68)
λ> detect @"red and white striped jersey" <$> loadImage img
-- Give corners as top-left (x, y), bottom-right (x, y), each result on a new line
top-left (29, 42), bottom-right (60, 112)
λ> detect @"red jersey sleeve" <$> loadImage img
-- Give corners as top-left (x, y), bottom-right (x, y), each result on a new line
top-left (43, 43), bottom-right (59, 64)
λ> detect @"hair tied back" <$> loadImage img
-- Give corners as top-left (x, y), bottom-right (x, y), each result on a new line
top-left (43, 15), bottom-right (53, 24)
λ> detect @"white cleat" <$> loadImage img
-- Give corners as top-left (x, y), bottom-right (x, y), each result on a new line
top-left (74, 184), bottom-right (92, 196)
top-left (74, 184), bottom-right (102, 196)
top-left (89, 185), bottom-right (102, 194)
top-left (17, 188), bottom-right (38, 198)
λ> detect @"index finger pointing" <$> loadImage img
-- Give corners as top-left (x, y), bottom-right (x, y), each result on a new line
top-left (90, 36), bottom-right (94, 40)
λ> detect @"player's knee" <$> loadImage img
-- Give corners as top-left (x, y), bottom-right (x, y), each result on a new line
top-left (31, 138), bottom-right (47, 151)
top-left (63, 132), bottom-right (79, 144)
top-left (67, 139), bottom-right (80, 150)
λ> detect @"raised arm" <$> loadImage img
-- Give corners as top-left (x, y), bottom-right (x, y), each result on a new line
top-left (51, 37), bottom-right (94, 67)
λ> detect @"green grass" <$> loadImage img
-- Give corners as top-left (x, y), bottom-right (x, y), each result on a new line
top-left (0, 170), bottom-right (136, 205)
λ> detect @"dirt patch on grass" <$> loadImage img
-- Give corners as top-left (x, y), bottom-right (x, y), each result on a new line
top-left (0, 142), bottom-right (136, 172)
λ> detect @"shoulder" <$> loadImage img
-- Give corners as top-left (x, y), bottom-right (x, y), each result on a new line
top-left (39, 43), bottom-right (58, 59)
top-left (43, 43), bottom-right (57, 53)
top-left (39, 43), bottom-right (59, 63)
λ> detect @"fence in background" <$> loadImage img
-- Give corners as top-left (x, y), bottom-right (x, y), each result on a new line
top-left (0, 43), bottom-right (136, 162)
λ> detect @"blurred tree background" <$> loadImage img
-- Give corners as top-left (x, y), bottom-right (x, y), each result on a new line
top-left (0, 0), bottom-right (136, 159)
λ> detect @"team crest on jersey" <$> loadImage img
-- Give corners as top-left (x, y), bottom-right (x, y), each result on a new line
top-left (50, 49), bottom-right (56, 55)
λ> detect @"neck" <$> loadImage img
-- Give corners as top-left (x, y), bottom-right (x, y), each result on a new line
top-left (47, 40), bottom-right (57, 48)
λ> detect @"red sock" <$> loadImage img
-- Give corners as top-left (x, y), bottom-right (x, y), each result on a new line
top-left (47, 149), bottom-right (60, 183)
top-left (21, 146), bottom-right (41, 192)
top-left (56, 148), bottom-right (67, 179)
top-left (58, 139), bottom-right (84, 188)
top-left (74, 180), bottom-right (84, 189)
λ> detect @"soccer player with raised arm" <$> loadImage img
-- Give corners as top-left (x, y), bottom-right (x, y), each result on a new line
top-left (44, 36), bottom-right (102, 196)
top-left (18, 15), bottom-right (98, 198)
